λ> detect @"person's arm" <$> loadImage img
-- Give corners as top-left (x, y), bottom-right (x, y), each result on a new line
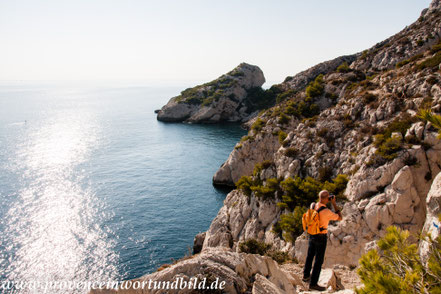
top-left (331, 198), bottom-right (342, 221)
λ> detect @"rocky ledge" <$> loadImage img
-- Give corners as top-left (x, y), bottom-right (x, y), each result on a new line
top-left (156, 63), bottom-right (266, 123)
top-left (90, 247), bottom-right (359, 294)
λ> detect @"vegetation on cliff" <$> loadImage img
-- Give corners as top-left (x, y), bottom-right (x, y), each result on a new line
top-left (356, 221), bottom-right (441, 293)
top-left (237, 161), bottom-right (349, 242)
top-left (238, 239), bottom-right (292, 264)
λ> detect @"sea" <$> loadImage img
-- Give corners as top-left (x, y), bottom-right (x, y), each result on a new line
top-left (0, 82), bottom-right (246, 292)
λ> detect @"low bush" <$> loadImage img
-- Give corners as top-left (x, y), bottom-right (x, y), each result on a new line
top-left (337, 62), bottom-right (350, 73)
top-left (371, 114), bottom-right (417, 162)
top-left (306, 74), bottom-right (324, 99)
top-left (283, 147), bottom-right (298, 158)
top-left (277, 206), bottom-right (307, 242)
top-left (278, 113), bottom-right (290, 125)
top-left (362, 93), bottom-right (377, 105)
top-left (251, 178), bottom-right (280, 200)
top-left (278, 131), bottom-right (287, 145)
top-left (251, 118), bottom-right (266, 132)
top-left (266, 250), bottom-right (292, 264)
top-left (375, 136), bottom-right (403, 160)
top-left (418, 109), bottom-right (441, 138)
top-left (239, 239), bottom-right (292, 264)
top-left (317, 127), bottom-right (329, 138)
top-left (239, 239), bottom-right (271, 255)
top-left (276, 89), bottom-right (296, 104)
top-left (430, 39), bottom-right (441, 54)
top-left (236, 176), bottom-right (253, 197)
top-left (396, 59), bottom-right (410, 68)
top-left (417, 51), bottom-right (441, 70)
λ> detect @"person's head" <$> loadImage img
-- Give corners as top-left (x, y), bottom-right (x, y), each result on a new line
top-left (319, 190), bottom-right (330, 204)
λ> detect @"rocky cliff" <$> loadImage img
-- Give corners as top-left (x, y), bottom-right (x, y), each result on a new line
top-left (156, 63), bottom-right (266, 123)
top-left (102, 1), bottom-right (441, 293)
top-left (206, 0), bottom-right (441, 271)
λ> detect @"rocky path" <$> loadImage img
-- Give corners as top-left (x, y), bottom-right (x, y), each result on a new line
top-left (281, 263), bottom-right (361, 293)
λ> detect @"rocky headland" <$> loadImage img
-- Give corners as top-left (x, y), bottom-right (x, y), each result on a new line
top-left (156, 63), bottom-right (266, 123)
top-left (101, 1), bottom-right (441, 293)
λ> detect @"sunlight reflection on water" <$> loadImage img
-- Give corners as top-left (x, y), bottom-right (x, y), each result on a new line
top-left (1, 112), bottom-right (120, 293)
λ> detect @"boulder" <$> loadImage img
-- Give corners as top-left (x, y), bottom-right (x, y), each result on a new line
top-left (318, 269), bottom-right (344, 291)
top-left (193, 232), bottom-right (206, 254)
top-left (252, 274), bottom-right (286, 294)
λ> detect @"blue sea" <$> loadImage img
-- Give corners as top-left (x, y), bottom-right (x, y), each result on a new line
top-left (0, 82), bottom-right (246, 292)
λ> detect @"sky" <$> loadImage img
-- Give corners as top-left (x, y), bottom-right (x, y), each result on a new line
top-left (0, 0), bottom-right (432, 86)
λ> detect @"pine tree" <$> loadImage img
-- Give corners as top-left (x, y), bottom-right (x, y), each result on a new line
top-left (356, 220), bottom-right (441, 294)
top-left (418, 109), bottom-right (441, 138)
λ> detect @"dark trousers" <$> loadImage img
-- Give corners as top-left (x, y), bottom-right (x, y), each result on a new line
top-left (303, 234), bottom-right (327, 286)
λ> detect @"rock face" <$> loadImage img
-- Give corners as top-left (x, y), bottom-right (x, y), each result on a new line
top-left (207, 0), bottom-right (441, 268)
top-left (420, 172), bottom-right (441, 261)
top-left (156, 63), bottom-right (266, 123)
top-left (89, 247), bottom-right (297, 294)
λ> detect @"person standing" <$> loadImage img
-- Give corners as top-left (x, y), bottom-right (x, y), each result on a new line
top-left (303, 190), bottom-right (342, 291)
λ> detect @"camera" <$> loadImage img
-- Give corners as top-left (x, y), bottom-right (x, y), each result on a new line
top-left (329, 194), bottom-right (335, 200)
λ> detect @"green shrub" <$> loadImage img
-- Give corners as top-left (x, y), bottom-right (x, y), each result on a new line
top-left (266, 250), bottom-right (291, 264)
top-left (240, 135), bottom-right (253, 143)
top-left (356, 224), bottom-right (441, 294)
top-left (251, 118), bottom-right (266, 132)
top-left (278, 176), bottom-right (322, 210)
top-left (236, 176), bottom-right (253, 197)
top-left (417, 51), bottom-right (441, 70)
top-left (361, 50), bottom-right (368, 59)
top-left (318, 166), bottom-right (333, 182)
top-left (245, 86), bottom-right (279, 112)
top-left (317, 127), bottom-right (329, 138)
top-left (396, 59), bottom-right (410, 68)
top-left (306, 74), bottom-right (324, 99)
top-left (239, 239), bottom-right (292, 264)
top-left (278, 206), bottom-right (307, 243)
top-left (201, 97), bottom-right (213, 106)
top-left (362, 93), bottom-right (377, 104)
top-left (337, 62), bottom-right (350, 73)
top-left (251, 178), bottom-right (280, 200)
top-left (376, 137), bottom-right (403, 160)
top-left (371, 114), bottom-right (416, 163)
top-left (278, 174), bottom-right (349, 211)
top-left (343, 113), bottom-right (355, 129)
top-left (237, 161), bottom-right (274, 197)
top-left (325, 92), bottom-right (339, 101)
top-left (387, 115), bottom-right (416, 136)
top-left (278, 131), bottom-right (287, 145)
top-left (284, 147), bottom-right (298, 158)
top-left (322, 174), bottom-right (349, 200)
top-left (253, 160), bottom-right (272, 175)
top-left (278, 113), bottom-right (290, 125)
top-left (276, 89), bottom-right (296, 104)
top-left (230, 70), bottom-right (244, 77)
top-left (280, 98), bottom-right (319, 119)
top-left (239, 239), bottom-right (271, 255)
top-left (430, 40), bottom-right (441, 54)
top-left (418, 109), bottom-right (441, 138)
top-left (347, 82), bottom-right (359, 91)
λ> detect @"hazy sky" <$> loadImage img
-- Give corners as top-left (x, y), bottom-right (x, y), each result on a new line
top-left (0, 0), bottom-right (431, 86)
